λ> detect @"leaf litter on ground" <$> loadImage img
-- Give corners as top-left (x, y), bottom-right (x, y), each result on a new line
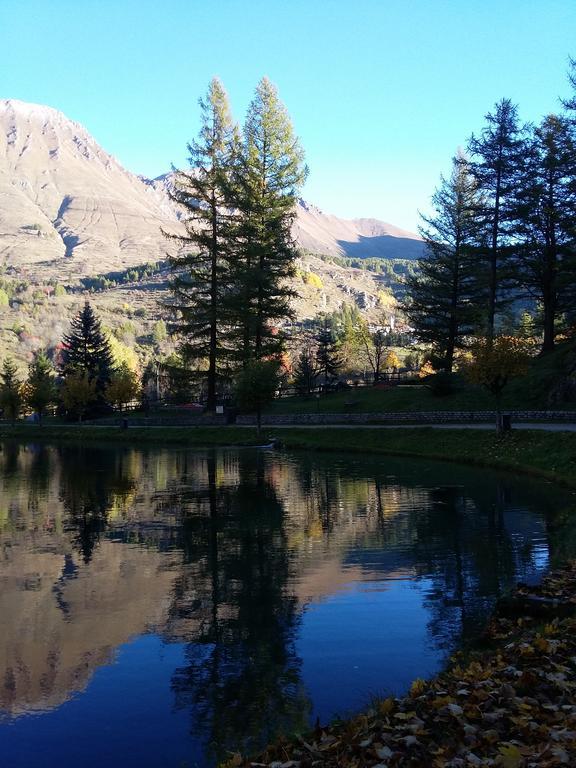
top-left (223, 561), bottom-right (576, 768)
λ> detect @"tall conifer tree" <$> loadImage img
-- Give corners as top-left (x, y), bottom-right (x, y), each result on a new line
top-left (165, 78), bottom-right (236, 410)
top-left (511, 115), bottom-right (576, 351)
top-left (467, 99), bottom-right (525, 338)
top-left (60, 302), bottom-right (114, 393)
top-left (226, 78), bottom-right (307, 364)
top-left (402, 155), bottom-right (484, 371)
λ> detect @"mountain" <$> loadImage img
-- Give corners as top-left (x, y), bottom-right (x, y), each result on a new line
top-left (0, 98), bottom-right (423, 281)
top-left (0, 99), bottom-right (422, 364)
top-left (294, 199), bottom-right (423, 259)
top-left (0, 99), bottom-right (174, 281)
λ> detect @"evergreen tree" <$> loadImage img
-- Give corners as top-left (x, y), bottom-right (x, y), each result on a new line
top-left (510, 114), bottom-right (576, 352)
top-left (226, 78), bottom-right (307, 364)
top-left (234, 359), bottom-right (280, 436)
top-left (561, 57), bottom-right (576, 116)
top-left (165, 78), bottom-right (236, 410)
top-left (60, 301), bottom-right (114, 393)
top-left (293, 347), bottom-right (318, 395)
top-left (25, 352), bottom-right (56, 424)
top-left (0, 358), bottom-right (22, 425)
top-left (315, 322), bottom-right (342, 390)
top-left (402, 156), bottom-right (485, 371)
top-left (467, 99), bottom-right (526, 337)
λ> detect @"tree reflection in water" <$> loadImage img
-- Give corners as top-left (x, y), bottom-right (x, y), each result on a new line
top-left (0, 444), bottom-right (575, 766)
top-left (166, 451), bottom-right (310, 763)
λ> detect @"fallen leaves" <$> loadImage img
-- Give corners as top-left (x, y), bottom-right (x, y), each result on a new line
top-left (229, 561), bottom-right (576, 768)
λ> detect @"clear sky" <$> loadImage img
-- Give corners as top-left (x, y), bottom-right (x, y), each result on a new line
top-left (2, 0), bottom-right (575, 231)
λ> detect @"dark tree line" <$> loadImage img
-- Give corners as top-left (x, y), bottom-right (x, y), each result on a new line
top-left (403, 60), bottom-right (576, 369)
top-left (165, 77), bottom-right (307, 411)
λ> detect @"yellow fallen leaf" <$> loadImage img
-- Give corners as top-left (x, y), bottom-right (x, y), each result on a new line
top-left (497, 743), bottom-right (523, 768)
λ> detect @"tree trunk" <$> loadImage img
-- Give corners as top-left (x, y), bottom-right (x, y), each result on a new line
top-left (207, 195), bottom-right (218, 411)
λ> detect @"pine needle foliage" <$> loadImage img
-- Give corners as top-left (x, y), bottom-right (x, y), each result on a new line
top-left (511, 114), bottom-right (576, 352)
top-left (25, 352), bottom-right (56, 424)
top-left (0, 358), bottom-right (23, 425)
top-left (226, 77), bottom-right (307, 364)
top-left (467, 99), bottom-right (526, 338)
top-left (403, 156), bottom-right (485, 371)
top-left (60, 301), bottom-right (114, 393)
top-left (315, 322), bottom-right (342, 390)
top-left (164, 78), bottom-right (237, 410)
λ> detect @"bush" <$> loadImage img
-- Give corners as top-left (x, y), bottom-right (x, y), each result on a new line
top-left (428, 371), bottom-right (457, 397)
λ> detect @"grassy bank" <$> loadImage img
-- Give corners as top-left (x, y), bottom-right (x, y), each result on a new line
top-left (277, 427), bottom-right (576, 488)
top-left (0, 424), bottom-right (262, 446)
top-left (1, 423), bottom-right (575, 488)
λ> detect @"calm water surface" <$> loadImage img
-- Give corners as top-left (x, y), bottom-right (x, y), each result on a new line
top-left (0, 442), bottom-right (575, 767)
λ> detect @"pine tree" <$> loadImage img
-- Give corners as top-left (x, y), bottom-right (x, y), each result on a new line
top-left (402, 155), bottom-right (485, 371)
top-left (60, 301), bottom-right (114, 393)
top-left (25, 352), bottom-right (56, 424)
top-left (315, 322), bottom-right (342, 390)
top-left (467, 99), bottom-right (526, 338)
top-left (164, 78), bottom-right (236, 410)
top-left (0, 358), bottom-right (22, 425)
top-left (234, 359), bottom-right (280, 436)
top-left (510, 115), bottom-right (576, 352)
top-left (293, 347), bottom-right (318, 394)
top-left (226, 78), bottom-right (307, 364)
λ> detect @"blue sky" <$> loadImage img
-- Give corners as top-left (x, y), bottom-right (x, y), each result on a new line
top-left (2, 0), bottom-right (575, 231)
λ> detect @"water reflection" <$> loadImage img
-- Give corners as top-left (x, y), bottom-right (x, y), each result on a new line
top-left (0, 442), bottom-right (574, 767)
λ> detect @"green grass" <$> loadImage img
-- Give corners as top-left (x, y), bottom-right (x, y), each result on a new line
top-left (0, 424), bottom-right (262, 446)
top-left (266, 385), bottom-right (502, 414)
top-left (276, 427), bottom-right (576, 487)
top-left (266, 382), bottom-right (571, 415)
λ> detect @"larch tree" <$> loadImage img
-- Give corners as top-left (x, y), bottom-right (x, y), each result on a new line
top-left (402, 155), bottom-right (485, 372)
top-left (467, 99), bottom-right (526, 338)
top-left (511, 114), bottom-right (576, 352)
top-left (165, 78), bottom-right (237, 410)
top-left (226, 77), bottom-right (307, 365)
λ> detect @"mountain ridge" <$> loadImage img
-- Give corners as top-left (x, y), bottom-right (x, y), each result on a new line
top-left (0, 98), bottom-right (423, 278)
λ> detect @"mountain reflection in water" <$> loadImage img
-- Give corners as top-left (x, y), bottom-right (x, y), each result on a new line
top-left (0, 442), bottom-right (574, 768)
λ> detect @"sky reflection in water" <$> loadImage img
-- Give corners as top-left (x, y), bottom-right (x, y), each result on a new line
top-left (0, 442), bottom-right (574, 767)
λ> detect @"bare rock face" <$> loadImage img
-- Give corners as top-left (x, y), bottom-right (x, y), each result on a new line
top-left (0, 99), bottom-right (176, 281)
top-left (0, 99), bottom-right (422, 279)
top-left (293, 199), bottom-right (424, 260)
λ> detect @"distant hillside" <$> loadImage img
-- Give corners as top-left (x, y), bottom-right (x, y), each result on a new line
top-left (293, 199), bottom-right (423, 259)
top-left (0, 98), bottom-right (423, 280)
top-left (0, 98), bottom-right (422, 366)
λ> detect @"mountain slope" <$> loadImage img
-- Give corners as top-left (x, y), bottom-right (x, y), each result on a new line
top-left (0, 98), bottom-right (423, 280)
top-left (294, 199), bottom-right (423, 259)
top-left (0, 99), bottom-right (174, 279)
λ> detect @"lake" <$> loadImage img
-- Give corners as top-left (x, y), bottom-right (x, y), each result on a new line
top-left (0, 442), bottom-right (574, 767)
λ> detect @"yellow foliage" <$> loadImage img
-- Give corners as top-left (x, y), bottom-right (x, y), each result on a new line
top-left (418, 360), bottom-right (436, 378)
top-left (305, 271), bottom-right (323, 289)
top-left (383, 350), bottom-right (400, 370)
top-left (464, 336), bottom-right (531, 396)
top-left (107, 333), bottom-right (139, 372)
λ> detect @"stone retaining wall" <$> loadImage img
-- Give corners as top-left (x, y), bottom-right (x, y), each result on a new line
top-left (86, 414), bottom-right (228, 427)
top-left (236, 410), bottom-right (576, 426)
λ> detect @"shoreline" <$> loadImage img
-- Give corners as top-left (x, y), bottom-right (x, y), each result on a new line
top-left (1, 424), bottom-right (575, 489)
top-left (235, 562), bottom-right (576, 767)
